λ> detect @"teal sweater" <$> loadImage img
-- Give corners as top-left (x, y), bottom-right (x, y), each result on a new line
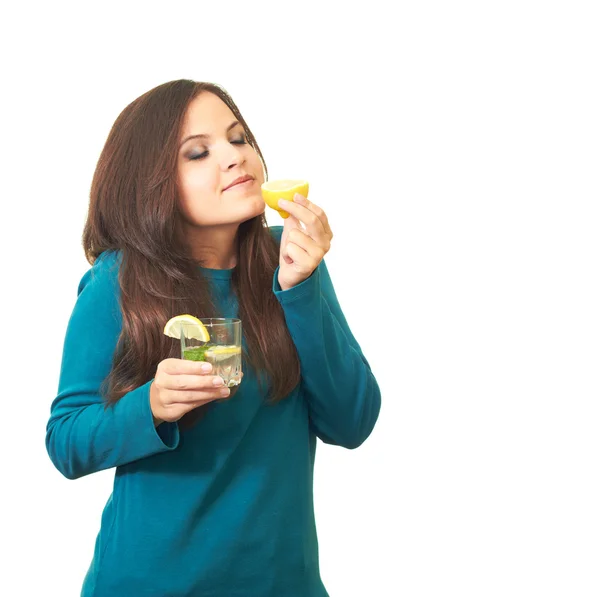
top-left (46, 227), bottom-right (381, 597)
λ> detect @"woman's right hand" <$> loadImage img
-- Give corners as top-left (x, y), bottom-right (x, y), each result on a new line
top-left (149, 358), bottom-right (230, 426)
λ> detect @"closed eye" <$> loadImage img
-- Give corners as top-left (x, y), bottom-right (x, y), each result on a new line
top-left (189, 151), bottom-right (209, 161)
top-left (189, 136), bottom-right (247, 160)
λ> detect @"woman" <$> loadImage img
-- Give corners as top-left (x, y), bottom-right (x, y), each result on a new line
top-left (46, 79), bottom-right (381, 596)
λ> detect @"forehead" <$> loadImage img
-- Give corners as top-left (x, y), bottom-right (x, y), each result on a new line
top-left (181, 92), bottom-right (236, 137)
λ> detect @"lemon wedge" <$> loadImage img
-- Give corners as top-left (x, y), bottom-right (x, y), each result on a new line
top-left (261, 179), bottom-right (309, 218)
top-left (163, 314), bottom-right (210, 341)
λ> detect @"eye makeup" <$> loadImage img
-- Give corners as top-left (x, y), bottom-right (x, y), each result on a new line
top-left (187, 135), bottom-right (247, 161)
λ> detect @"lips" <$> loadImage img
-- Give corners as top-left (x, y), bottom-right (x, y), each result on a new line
top-left (224, 175), bottom-right (254, 191)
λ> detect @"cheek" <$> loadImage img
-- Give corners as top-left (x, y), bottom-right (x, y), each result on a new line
top-left (176, 170), bottom-right (219, 226)
top-left (249, 152), bottom-right (265, 185)
top-left (182, 166), bottom-right (217, 194)
top-left (179, 167), bottom-right (218, 206)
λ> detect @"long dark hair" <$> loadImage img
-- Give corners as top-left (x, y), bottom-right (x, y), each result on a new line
top-left (83, 80), bottom-right (300, 426)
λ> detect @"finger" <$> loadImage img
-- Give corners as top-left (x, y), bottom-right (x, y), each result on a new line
top-left (163, 393), bottom-right (227, 418)
top-left (183, 387), bottom-right (232, 403)
top-left (281, 194), bottom-right (332, 237)
top-left (292, 193), bottom-right (332, 236)
top-left (281, 213), bottom-right (301, 245)
top-left (283, 212), bottom-right (301, 233)
top-left (165, 384), bottom-right (230, 404)
top-left (278, 198), bottom-right (327, 240)
top-left (287, 228), bottom-right (327, 261)
top-left (161, 373), bottom-right (224, 391)
top-left (159, 358), bottom-right (213, 375)
top-left (281, 214), bottom-right (300, 264)
top-left (286, 241), bottom-right (319, 273)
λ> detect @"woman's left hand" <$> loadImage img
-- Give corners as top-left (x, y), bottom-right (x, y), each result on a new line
top-left (277, 194), bottom-right (333, 291)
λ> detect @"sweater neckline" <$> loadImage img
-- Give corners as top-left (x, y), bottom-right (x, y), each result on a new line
top-left (200, 266), bottom-right (234, 280)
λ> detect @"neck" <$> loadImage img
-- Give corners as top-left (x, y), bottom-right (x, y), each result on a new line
top-left (185, 224), bottom-right (239, 269)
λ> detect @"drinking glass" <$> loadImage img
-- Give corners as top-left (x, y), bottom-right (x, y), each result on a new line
top-left (179, 318), bottom-right (242, 388)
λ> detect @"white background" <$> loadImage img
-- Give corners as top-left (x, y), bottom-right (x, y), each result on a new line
top-left (1, 1), bottom-right (599, 595)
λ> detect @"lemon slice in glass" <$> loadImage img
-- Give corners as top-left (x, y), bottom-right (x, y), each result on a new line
top-left (163, 314), bottom-right (210, 341)
top-left (261, 179), bottom-right (309, 218)
top-left (205, 345), bottom-right (242, 362)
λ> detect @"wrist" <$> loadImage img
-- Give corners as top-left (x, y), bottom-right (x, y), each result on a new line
top-left (149, 381), bottom-right (163, 427)
top-left (277, 273), bottom-right (292, 292)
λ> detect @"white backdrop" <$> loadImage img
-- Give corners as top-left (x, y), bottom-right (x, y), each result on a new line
top-left (2, 1), bottom-right (599, 596)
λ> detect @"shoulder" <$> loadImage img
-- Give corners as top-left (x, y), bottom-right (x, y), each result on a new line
top-left (67, 251), bottom-right (123, 331)
top-left (77, 250), bottom-right (122, 298)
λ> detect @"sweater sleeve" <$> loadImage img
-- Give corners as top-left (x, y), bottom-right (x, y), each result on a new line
top-left (45, 253), bottom-right (180, 480)
top-left (273, 258), bottom-right (381, 449)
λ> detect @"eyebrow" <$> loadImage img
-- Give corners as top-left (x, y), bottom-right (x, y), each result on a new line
top-left (179, 121), bottom-right (242, 148)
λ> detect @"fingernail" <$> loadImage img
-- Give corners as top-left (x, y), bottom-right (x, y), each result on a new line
top-left (212, 376), bottom-right (224, 386)
top-left (220, 388), bottom-right (230, 397)
top-left (201, 363), bottom-right (212, 372)
top-left (293, 193), bottom-right (305, 202)
top-left (278, 199), bottom-right (290, 207)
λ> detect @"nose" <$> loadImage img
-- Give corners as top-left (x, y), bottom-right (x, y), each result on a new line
top-left (218, 140), bottom-right (246, 171)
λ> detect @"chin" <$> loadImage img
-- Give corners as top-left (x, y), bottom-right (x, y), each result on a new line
top-left (244, 195), bottom-right (267, 218)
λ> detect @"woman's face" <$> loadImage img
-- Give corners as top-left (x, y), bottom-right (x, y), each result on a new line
top-left (177, 92), bottom-right (266, 229)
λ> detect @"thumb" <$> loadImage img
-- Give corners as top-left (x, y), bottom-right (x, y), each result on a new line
top-left (281, 213), bottom-right (299, 244)
top-left (283, 213), bottom-right (300, 235)
top-left (280, 214), bottom-right (299, 264)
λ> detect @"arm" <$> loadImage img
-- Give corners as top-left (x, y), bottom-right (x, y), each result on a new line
top-left (273, 258), bottom-right (381, 449)
top-left (45, 253), bottom-right (179, 480)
